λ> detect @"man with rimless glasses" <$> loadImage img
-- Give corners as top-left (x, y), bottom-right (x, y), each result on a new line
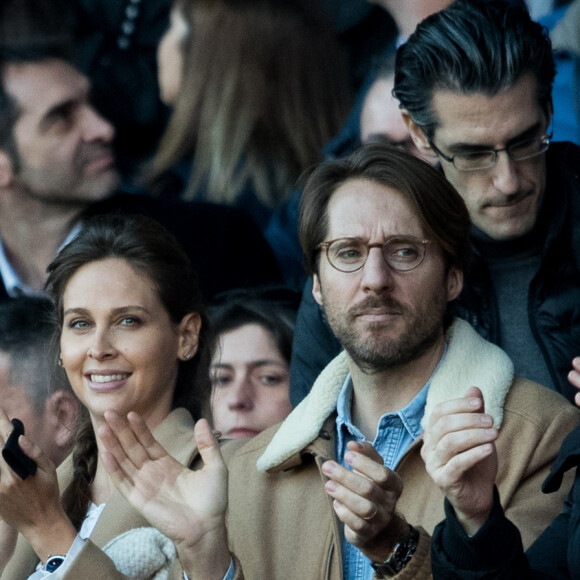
top-left (393, 0), bottom-right (580, 404)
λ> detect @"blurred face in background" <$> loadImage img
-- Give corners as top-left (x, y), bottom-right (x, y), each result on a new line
top-left (211, 323), bottom-right (293, 438)
top-left (360, 75), bottom-right (437, 165)
top-left (157, 8), bottom-right (189, 105)
top-left (5, 59), bottom-right (118, 204)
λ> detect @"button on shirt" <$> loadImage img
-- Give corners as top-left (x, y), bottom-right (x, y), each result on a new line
top-left (335, 347), bottom-right (447, 580)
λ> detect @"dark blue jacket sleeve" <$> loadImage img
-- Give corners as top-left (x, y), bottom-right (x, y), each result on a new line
top-left (432, 486), bottom-right (573, 580)
top-left (289, 277), bottom-right (342, 406)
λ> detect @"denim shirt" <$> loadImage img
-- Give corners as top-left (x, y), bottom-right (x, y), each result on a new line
top-left (335, 346), bottom-right (447, 579)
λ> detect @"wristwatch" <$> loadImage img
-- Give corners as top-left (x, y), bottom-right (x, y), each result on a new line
top-left (371, 525), bottom-right (419, 578)
top-left (42, 554), bottom-right (66, 573)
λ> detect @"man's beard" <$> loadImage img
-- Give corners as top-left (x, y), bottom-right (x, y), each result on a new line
top-left (324, 294), bottom-right (446, 374)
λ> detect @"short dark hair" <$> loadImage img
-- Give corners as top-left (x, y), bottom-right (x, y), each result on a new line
top-left (208, 287), bottom-right (299, 366)
top-left (0, 0), bottom-right (74, 164)
top-left (299, 143), bottom-right (471, 276)
top-left (45, 214), bottom-right (211, 419)
top-left (393, 0), bottom-right (555, 138)
top-left (0, 296), bottom-right (69, 413)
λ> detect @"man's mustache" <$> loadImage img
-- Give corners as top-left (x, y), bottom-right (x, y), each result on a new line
top-left (349, 296), bottom-right (407, 317)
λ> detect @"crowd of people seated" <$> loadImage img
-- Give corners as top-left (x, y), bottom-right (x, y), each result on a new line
top-left (0, 0), bottom-right (580, 578)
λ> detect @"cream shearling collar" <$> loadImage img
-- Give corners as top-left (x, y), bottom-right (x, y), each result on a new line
top-left (257, 318), bottom-right (514, 472)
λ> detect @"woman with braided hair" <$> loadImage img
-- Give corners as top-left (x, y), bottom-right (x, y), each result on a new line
top-left (0, 214), bottom-right (213, 579)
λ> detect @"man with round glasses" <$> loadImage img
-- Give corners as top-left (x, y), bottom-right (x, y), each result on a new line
top-left (291, 0), bottom-right (580, 408)
top-left (318, 236), bottom-right (432, 274)
top-left (200, 144), bottom-right (576, 579)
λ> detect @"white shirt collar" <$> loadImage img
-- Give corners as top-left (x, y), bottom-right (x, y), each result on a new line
top-left (0, 222), bottom-right (82, 297)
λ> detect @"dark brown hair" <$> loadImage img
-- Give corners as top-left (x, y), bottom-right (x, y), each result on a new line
top-left (393, 0), bottom-right (555, 139)
top-left (0, 0), bottom-right (74, 167)
top-left (299, 143), bottom-right (471, 276)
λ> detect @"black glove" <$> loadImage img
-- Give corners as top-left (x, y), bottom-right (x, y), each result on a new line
top-left (2, 418), bottom-right (37, 480)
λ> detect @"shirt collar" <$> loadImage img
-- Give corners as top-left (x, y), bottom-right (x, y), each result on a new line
top-left (0, 222), bottom-right (82, 297)
top-left (336, 344), bottom-right (448, 447)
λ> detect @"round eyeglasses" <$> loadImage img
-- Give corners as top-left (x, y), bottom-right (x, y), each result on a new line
top-left (428, 132), bottom-right (552, 171)
top-left (317, 236), bottom-right (432, 273)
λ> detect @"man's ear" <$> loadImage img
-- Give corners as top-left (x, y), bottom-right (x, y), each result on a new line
top-left (179, 312), bottom-right (202, 360)
top-left (0, 150), bottom-right (15, 188)
top-left (46, 390), bottom-right (80, 450)
top-left (446, 266), bottom-right (464, 303)
top-left (312, 274), bottom-right (323, 306)
top-left (401, 110), bottom-right (434, 157)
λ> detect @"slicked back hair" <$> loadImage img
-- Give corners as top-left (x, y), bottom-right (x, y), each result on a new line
top-left (393, 0), bottom-right (555, 139)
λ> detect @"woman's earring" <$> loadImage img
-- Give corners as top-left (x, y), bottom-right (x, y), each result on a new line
top-left (184, 352), bottom-right (192, 360)
top-left (58, 357), bottom-right (63, 367)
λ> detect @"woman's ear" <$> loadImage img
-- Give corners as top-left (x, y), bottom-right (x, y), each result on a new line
top-left (179, 312), bottom-right (202, 360)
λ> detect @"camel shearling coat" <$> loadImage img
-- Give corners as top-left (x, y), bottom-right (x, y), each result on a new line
top-left (225, 319), bottom-right (580, 579)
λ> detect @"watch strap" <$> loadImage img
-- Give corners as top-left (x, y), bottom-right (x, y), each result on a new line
top-left (371, 525), bottom-right (420, 578)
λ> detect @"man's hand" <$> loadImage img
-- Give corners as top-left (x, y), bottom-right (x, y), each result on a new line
top-left (0, 520), bottom-right (17, 572)
top-left (421, 386), bottom-right (498, 536)
top-left (569, 357), bottom-right (580, 407)
top-left (322, 441), bottom-right (408, 563)
top-left (99, 412), bottom-right (231, 580)
top-left (0, 408), bottom-right (76, 561)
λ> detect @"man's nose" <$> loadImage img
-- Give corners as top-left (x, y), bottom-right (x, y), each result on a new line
top-left (82, 105), bottom-right (115, 144)
top-left (490, 151), bottom-right (521, 196)
top-left (360, 247), bottom-right (395, 293)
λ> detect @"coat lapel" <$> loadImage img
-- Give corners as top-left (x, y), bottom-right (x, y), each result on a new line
top-left (257, 318), bottom-right (514, 473)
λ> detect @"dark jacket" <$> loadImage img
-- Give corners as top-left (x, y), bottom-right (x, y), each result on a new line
top-left (0, 193), bottom-right (281, 303)
top-left (430, 423), bottom-right (580, 579)
top-left (289, 143), bottom-right (580, 405)
top-left (74, 0), bottom-right (171, 176)
top-left (85, 193), bottom-right (282, 301)
top-left (456, 142), bottom-right (580, 403)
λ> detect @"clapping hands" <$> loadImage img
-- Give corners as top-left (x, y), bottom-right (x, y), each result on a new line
top-left (99, 412), bottom-right (231, 580)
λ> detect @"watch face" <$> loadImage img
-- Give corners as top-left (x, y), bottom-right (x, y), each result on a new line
top-left (45, 556), bottom-right (66, 572)
top-left (371, 526), bottom-right (420, 577)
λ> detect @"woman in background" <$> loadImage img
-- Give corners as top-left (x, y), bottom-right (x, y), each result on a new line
top-left (209, 288), bottom-right (299, 438)
top-left (149, 0), bottom-right (352, 230)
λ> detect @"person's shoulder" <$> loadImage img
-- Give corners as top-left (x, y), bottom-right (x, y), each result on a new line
top-left (88, 191), bottom-right (247, 220)
top-left (84, 192), bottom-right (267, 247)
top-left (223, 423), bottom-right (282, 463)
top-left (504, 377), bottom-right (580, 428)
top-left (549, 141), bottom-right (580, 169)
